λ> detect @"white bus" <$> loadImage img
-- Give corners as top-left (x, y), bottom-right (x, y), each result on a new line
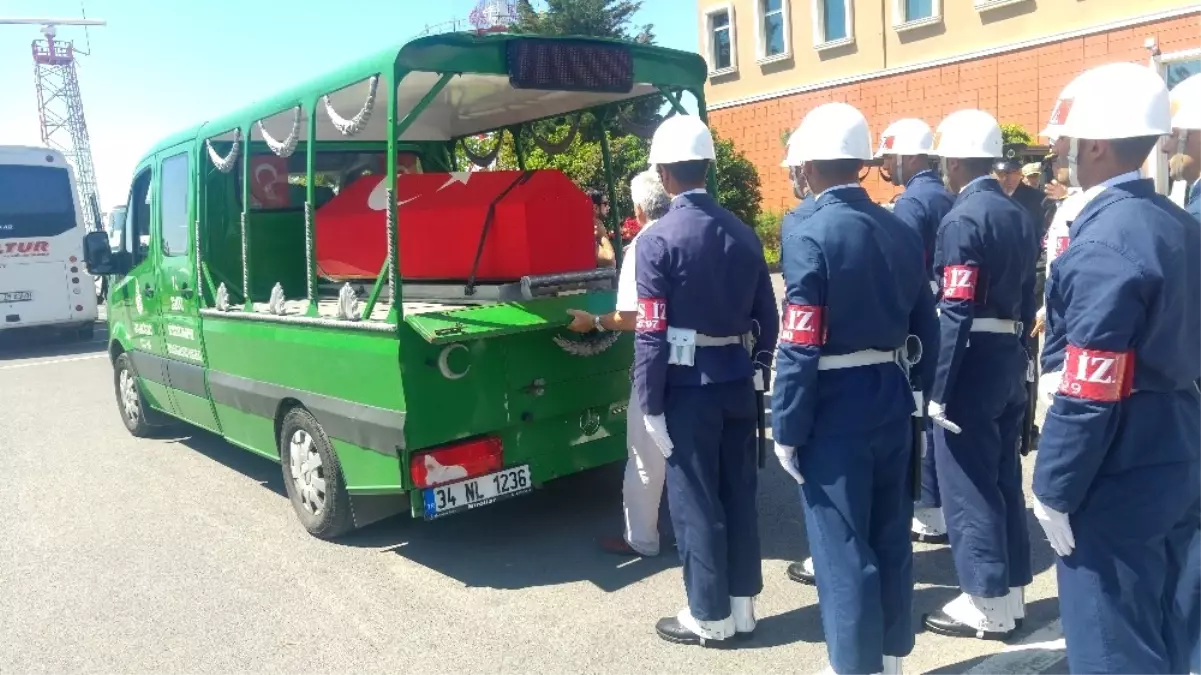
top-left (0, 145), bottom-right (99, 340)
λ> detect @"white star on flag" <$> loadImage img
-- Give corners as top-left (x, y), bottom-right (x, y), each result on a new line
top-left (437, 171), bottom-right (473, 191)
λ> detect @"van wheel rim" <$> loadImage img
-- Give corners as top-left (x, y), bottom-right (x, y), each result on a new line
top-left (289, 430), bottom-right (326, 516)
top-left (119, 369), bottom-right (140, 424)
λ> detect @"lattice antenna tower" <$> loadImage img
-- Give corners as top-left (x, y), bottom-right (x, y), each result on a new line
top-left (0, 15), bottom-right (107, 228)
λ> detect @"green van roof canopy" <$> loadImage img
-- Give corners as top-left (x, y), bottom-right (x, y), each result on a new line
top-left (151, 33), bottom-right (707, 158)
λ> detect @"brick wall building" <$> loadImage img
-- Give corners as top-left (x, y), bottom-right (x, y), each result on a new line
top-left (698, 1), bottom-right (1201, 212)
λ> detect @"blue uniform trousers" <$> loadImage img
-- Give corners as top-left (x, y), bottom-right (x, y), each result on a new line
top-left (1057, 462), bottom-right (1200, 674)
top-left (663, 378), bottom-right (762, 621)
top-left (798, 418), bottom-right (915, 674)
top-left (935, 336), bottom-right (1033, 597)
top-left (917, 423), bottom-right (940, 508)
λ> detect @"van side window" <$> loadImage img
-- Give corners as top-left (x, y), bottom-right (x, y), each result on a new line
top-left (126, 170), bottom-right (152, 265)
top-left (159, 153), bottom-right (190, 257)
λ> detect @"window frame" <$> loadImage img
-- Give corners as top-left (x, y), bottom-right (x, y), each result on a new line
top-left (125, 167), bottom-right (154, 266)
top-left (973, 0), bottom-right (1029, 12)
top-left (754, 0), bottom-right (792, 64)
top-left (893, 0), bottom-right (942, 33)
top-left (811, 0), bottom-right (855, 52)
top-left (157, 151), bottom-right (191, 258)
top-left (704, 4), bottom-right (738, 76)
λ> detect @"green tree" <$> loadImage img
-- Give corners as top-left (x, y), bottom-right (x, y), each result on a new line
top-left (513, 0), bottom-right (652, 42)
top-left (1001, 123), bottom-right (1034, 147)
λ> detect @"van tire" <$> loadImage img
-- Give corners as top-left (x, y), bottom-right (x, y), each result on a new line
top-left (278, 407), bottom-right (354, 540)
top-left (113, 352), bottom-right (169, 437)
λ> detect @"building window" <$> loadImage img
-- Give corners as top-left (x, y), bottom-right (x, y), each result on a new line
top-left (756, 0), bottom-right (791, 63)
top-left (705, 5), bottom-right (737, 74)
top-left (811, 0), bottom-right (853, 49)
top-left (973, 0), bottom-right (1029, 11)
top-left (893, 0), bottom-right (941, 31)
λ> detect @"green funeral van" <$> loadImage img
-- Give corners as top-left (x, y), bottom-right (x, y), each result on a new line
top-left (83, 31), bottom-right (711, 538)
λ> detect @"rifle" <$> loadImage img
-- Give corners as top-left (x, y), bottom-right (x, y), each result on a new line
top-left (910, 376), bottom-right (925, 499)
top-left (1021, 358), bottom-right (1037, 456)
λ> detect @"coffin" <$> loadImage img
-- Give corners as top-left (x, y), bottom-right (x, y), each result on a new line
top-left (314, 169), bottom-right (596, 282)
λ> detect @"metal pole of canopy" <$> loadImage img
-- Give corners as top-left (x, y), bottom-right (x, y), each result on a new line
top-left (304, 100), bottom-right (319, 317)
top-left (656, 86), bottom-right (688, 116)
top-left (240, 123), bottom-right (253, 310)
top-left (360, 70), bottom-right (454, 325)
top-left (597, 108), bottom-right (621, 269)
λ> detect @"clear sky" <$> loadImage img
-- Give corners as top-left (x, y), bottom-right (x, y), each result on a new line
top-left (0, 0), bottom-right (698, 211)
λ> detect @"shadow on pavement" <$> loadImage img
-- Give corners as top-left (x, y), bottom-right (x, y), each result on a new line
top-left (0, 320), bottom-right (107, 361)
top-left (174, 428), bottom-right (287, 497)
top-left (924, 598), bottom-right (1066, 674)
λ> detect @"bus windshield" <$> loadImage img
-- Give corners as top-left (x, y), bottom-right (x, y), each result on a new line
top-left (0, 164), bottom-right (76, 240)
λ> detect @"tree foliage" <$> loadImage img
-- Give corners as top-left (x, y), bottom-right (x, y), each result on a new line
top-left (1001, 123), bottom-right (1034, 147)
top-left (513, 0), bottom-right (653, 42)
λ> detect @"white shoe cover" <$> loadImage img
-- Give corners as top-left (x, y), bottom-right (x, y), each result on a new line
top-left (802, 556), bottom-right (815, 575)
top-left (912, 506), bottom-right (947, 536)
top-left (676, 608), bottom-right (735, 641)
top-left (731, 596), bottom-right (756, 633)
top-left (1008, 586), bottom-right (1025, 621)
top-left (883, 655), bottom-right (904, 674)
top-left (942, 592), bottom-right (1015, 635)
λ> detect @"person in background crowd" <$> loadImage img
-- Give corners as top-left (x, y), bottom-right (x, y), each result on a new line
top-left (875, 117), bottom-right (954, 548)
top-left (1166, 69), bottom-right (1201, 675)
top-left (921, 109), bottom-right (1037, 641)
top-left (772, 102), bottom-right (937, 675)
top-left (1032, 61), bottom-right (1200, 675)
top-left (566, 171), bottom-right (673, 558)
top-left (1021, 163), bottom-right (1041, 188)
top-left (633, 115), bottom-right (779, 647)
top-left (994, 151), bottom-right (1048, 235)
top-left (590, 189), bottom-right (616, 268)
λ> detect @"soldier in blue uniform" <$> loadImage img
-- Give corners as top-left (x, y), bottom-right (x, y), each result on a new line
top-left (876, 117), bottom-right (955, 546)
top-left (771, 102), bottom-right (938, 675)
top-left (920, 109), bottom-right (1037, 640)
top-left (634, 114), bottom-right (780, 647)
top-left (1033, 61), bottom-right (1201, 674)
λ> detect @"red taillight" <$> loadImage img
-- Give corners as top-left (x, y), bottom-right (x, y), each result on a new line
top-left (410, 436), bottom-right (503, 489)
top-left (75, 305), bottom-right (83, 311)
top-left (69, 255), bottom-right (78, 263)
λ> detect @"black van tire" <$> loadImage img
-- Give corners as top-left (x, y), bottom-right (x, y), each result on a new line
top-left (278, 407), bottom-right (354, 540)
top-left (113, 352), bottom-right (169, 437)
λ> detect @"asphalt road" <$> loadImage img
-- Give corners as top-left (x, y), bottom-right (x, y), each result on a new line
top-left (0, 292), bottom-right (1069, 674)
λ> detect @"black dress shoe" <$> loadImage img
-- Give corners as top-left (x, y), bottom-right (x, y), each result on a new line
top-left (654, 617), bottom-right (742, 648)
top-left (911, 530), bottom-right (950, 545)
top-left (786, 561), bottom-right (815, 585)
top-left (922, 610), bottom-right (1015, 641)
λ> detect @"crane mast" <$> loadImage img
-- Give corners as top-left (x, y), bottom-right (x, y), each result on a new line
top-left (1, 17), bottom-right (107, 228)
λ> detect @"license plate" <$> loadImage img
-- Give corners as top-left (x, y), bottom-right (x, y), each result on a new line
top-left (0, 291), bottom-right (31, 303)
top-left (422, 464), bottom-right (533, 520)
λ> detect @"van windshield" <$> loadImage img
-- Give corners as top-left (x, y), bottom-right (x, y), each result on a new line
top-left (0, 165), bottom-right (76, 239)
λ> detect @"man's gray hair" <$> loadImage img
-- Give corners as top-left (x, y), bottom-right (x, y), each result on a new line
top-left (630, 169), bottom-right (671, 221)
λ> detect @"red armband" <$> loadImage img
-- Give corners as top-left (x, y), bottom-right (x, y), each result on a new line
top-left (1060, 344), bottom-right (1134, 402)
top-left (942, 265), bottom-right (978, 301)
top-left (1053, 236), bottom-right (1070, 258)
top-left (780, 304), bottom-right (826, 346)
top-left (636, 298), bottom-right (667, 332)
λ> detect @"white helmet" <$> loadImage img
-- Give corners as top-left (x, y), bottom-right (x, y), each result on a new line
top-left (876, 118), bottom-right (936, 157)
top-left (934, 109), bottom-right (1002, 159)
top-left (786, 102), bottom-right (873, 163)
top-left (1048, 62), bottom-right (1170, 140)
top-left (648, 115), bottom-right (716, 165)
top-left (1170, 72), bottom-right (1201, 131)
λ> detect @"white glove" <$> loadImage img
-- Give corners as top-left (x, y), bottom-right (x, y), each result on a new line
top-left (927, 400), bottom-right (962, 434)
top-left (1038, 370), bottom-right (1063, 409)
top-left (1033, 497), bottom-right (1075, 557)
top-left (643, 414), bottom-right (674, 459)
top-left (1027, 358), bottom-right (1036, 384)
top-left (774, 444), bottom-right (805, 484)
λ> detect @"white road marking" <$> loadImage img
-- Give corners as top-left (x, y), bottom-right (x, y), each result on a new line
top-left (965, 619), bottom-right (1066, 674)
top-left (0, 353), bottom-right (107, 370)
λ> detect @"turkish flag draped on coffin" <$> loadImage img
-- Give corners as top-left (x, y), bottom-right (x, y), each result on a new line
top-left (314, 169), bottom-right (596, 282)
